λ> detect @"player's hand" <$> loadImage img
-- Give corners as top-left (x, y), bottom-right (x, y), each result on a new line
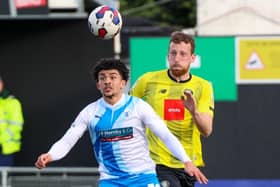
top-left (184, 161), bottom-right (208, 184)
top-left (35, 153), bottom-right (52, 169)
top-left (181, 89), bottom-right (196, 114)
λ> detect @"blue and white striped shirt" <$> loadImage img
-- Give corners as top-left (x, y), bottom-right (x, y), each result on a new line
top-left (48, 94), bottom-right (190, 180)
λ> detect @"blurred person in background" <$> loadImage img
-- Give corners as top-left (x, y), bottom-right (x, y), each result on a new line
top-left (0, 75), bottom-right (24, 166)
top-left (130, 31), bottom-right (214, 187)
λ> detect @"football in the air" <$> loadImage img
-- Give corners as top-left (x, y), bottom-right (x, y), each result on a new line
top-left (88, 5), bottom-right (122, 39)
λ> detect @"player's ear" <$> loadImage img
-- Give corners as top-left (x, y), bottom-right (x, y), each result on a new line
top-left (120, 80), bottom-right (126, 88)
top-left (96, 82), bottom-right (100, 90)
top-left (191, 54), bottom-right (196, 63)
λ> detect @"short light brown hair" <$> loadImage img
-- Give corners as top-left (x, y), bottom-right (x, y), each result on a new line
top-left (169, 31), bottom-right (195, 54)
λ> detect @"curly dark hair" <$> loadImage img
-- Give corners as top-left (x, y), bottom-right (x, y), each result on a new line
top-left (91, 58), bottom-right (129, 82)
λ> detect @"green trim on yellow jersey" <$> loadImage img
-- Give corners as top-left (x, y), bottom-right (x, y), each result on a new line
top-left (130, 69), bottom-right (214, 167)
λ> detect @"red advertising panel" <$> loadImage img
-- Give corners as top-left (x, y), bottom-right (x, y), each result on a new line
top-left (15, 0), bottom-right (47, 9)
top-left (15, 0), bottom-right (48, 14)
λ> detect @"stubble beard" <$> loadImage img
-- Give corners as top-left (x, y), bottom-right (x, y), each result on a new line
top-left (170, 66), bottom-right (188, 77)
top-left (102, 90), bottom-right (114, 99)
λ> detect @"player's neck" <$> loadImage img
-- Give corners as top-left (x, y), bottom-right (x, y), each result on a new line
top-left (103, 93), bottom-right (123, 105)
top-left (168, 70), bottom-right (190, 82)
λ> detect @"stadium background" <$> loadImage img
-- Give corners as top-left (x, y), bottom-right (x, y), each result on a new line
top-left (1, 18), bottom-right (280, 179)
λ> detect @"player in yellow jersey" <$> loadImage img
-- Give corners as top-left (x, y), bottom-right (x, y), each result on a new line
top-left (130, 31), bottom-right (214, 187)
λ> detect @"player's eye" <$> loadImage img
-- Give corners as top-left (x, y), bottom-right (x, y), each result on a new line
top-left (169, 51), bottom-right (177, 57)
top-left (111, 76), bottom-right (118, 80)
top-left (180, 52), bottom-right (187, 57)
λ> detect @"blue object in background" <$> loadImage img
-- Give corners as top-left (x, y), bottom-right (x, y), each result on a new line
top-left (196, 179), bottom-right (280, 187)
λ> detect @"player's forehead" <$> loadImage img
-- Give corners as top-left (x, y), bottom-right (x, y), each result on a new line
top-left (98, 69), bottom-right (120, 77)
top-left (169, 41), bottom-right (191, 49)
top-left (169, 42), bottom-right (192, 53)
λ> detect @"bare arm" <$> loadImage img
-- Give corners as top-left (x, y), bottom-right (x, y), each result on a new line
top-left (181, 90), bottom-right (213, 137)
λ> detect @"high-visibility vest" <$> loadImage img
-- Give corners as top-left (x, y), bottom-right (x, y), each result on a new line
top-left (0, 93), bottom-right (24, 155)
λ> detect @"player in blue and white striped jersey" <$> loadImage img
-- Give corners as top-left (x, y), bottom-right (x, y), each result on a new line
top-left (35, 58), bottom-right (208, 187)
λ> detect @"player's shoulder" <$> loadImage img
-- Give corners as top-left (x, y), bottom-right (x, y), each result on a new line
top-left (146, 69), bottom-right (166, 75)
top-left (140, 69), bottom-right (167, 80)
top-left (129, 94), bottom-right (142, 103)
top-left (129, 95), bottom-right (152, 111)
top-left (129, 95), bottom-right (147, 106)
top-left (191, 74), bottom-right (211, 84)
top-left (81, 98), bottom-right (102, 112)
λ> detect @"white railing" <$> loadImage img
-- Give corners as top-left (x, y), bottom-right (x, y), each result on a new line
top-left (0, 167), bottom-right (99, 187)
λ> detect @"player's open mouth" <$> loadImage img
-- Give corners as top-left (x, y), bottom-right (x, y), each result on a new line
top-left (104, 87), bottom-right (112, 92)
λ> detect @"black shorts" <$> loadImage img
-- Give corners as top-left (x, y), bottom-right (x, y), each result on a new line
top-left (156, 164), bottom-right (196, 187)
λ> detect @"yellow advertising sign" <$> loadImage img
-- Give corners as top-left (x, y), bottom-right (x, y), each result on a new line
top-left (236, 37), bottom-right (280, 84)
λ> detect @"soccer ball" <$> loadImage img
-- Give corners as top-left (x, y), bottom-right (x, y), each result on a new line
top-left (88, 5), bottom-right (122, 39)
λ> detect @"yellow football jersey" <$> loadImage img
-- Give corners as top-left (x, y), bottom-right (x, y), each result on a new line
top-left (130, 70), bottom-right (214, 167)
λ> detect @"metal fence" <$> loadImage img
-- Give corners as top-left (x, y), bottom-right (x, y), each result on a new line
top-left (0, 167), bottom-right (99, 187)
